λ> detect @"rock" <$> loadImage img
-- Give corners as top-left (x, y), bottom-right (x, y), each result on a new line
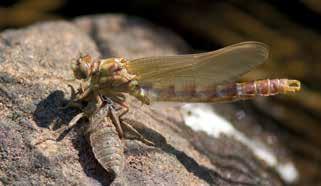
top-left (0, 14), bottom-right (284, 185)
top-left (74, 14), bottom-right (188, 58)
top-left (0, 20), bottom-right (101, 185)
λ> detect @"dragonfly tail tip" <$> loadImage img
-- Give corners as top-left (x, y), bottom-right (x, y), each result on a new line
top-left (284, 79), bottom-right (301, 93)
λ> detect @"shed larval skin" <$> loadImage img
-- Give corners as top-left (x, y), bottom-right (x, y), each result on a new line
top-left (85, 101), bottom-right (126, 185)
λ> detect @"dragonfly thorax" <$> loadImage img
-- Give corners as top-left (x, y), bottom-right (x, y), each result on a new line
top-left (88, 58), bottom-right (150, 105)
top-left (91, 58), bottom-right (135, 90)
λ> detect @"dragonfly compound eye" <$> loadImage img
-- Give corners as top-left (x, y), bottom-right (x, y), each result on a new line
top-left (72, 55), bottom-right (93, 79)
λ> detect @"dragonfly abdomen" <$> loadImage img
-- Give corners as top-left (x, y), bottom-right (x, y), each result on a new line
top-left (233, 79), bottom-right (300, 99)
top-left (143, 79), bottom-right (300, 103)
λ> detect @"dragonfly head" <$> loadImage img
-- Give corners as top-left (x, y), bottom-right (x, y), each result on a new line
top-left (72, 55), bottom-right (94, 79)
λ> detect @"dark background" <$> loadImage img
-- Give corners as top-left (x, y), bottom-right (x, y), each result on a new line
top-left (1, 0), bottom-right (321, 185)
top-left (1, 0), bottom-right (321, 50)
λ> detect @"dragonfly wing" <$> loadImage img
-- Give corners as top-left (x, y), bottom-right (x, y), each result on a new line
top-left (127, 41), bottom-right (269, 89)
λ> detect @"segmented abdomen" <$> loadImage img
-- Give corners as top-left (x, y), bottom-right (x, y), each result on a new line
top-left (142, 79), bottom-right (300, 103)
top-left (86, 106), bottom-right (125, 185)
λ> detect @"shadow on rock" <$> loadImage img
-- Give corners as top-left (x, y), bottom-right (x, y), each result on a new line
top-left (33, 90), bottom-right (78, 129)
top-left (123, 118), bottom-right (219, 185)
top-left (149, 111), bottom-right (269, 185)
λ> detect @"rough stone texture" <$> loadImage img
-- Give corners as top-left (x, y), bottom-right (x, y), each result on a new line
top-left (0, 15), bottom-right (285, 185)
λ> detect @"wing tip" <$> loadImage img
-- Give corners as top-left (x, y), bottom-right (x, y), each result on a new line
top-left (238, 41), bottom-right (270, 61)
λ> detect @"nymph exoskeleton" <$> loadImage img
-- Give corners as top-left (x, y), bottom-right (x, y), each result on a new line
top-left (36, 95), bottom-right (153, 185)
top-left (86, 99), bottom-right (126, 185)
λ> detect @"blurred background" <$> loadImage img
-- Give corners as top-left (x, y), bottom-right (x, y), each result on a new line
top-left (1, 0), bottom-right (321, 185)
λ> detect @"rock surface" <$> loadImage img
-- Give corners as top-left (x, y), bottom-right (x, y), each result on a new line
top-left (0, 15), bottom-right (285, 185)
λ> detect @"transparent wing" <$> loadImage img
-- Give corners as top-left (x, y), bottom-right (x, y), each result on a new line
top-left (127, 41), bottom-right (269, 89)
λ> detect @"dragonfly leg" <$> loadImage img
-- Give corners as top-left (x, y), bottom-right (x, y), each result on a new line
top-left (59, 82), bottom-right (92, 110)
top-left (74, 85), bottom-right (92, 102)
top-left (67, 112), bottom-right (86, 129)
top-left (105, 98), bottom-right (124, 138)
top-left (109, 94), bottom-right (129, 119)
top-left (35, 112), bottom-right (86, 145)
top-left (59, 84), bottom-right (84, 110)
top-left (118, 102), bottom-right (129, 119)
top-left (69, 84), bottom-right (79, 99)
top-left (121, 119), bottom-right (154, 146)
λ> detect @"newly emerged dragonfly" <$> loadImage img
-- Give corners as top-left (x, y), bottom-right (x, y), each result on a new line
top-left (71, 41), bottom-right (300, 108)
top-left (53, 41), bottom-right (300, 185)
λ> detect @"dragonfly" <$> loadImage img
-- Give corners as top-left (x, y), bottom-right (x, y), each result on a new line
top-left (65, 41), bottom-right (300, 137)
